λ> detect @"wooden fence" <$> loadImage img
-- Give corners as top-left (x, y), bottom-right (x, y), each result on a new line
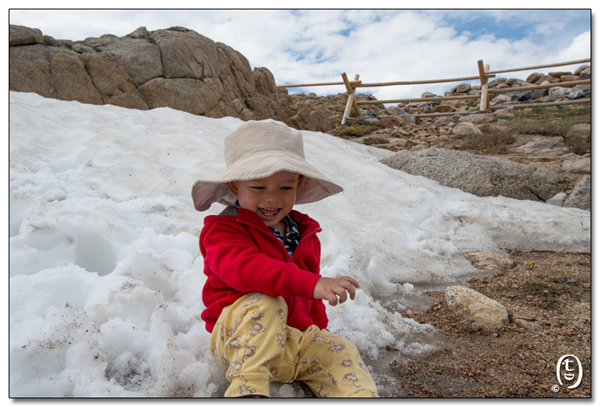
top-left (276, 58), bottom-right (591, 124)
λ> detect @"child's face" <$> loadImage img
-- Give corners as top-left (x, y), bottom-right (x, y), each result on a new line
top-left (226, 171), bottom-right (304, 229)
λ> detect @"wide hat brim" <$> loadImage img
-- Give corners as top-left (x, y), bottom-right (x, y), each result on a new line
top-left (192, 146), bottom-right (343, 212)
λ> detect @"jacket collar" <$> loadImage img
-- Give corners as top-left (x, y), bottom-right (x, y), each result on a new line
top-left (213, 205), bottom-right (320, 237)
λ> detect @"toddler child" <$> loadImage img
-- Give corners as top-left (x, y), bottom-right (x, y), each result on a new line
top-left (192, 119), bottom-right (378, 398)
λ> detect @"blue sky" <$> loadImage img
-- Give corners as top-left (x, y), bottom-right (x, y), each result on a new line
top-left (8, 8), bottom-right (592, 101)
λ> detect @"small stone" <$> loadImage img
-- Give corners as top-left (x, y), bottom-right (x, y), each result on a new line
top-left (406, 310), bottom-right (414, 318)
top-left (444, 285), bottom-right (509, 328)
top-left (465, 251), bottom-right (515, 271)
top-left (515, 319), bottom-right (542, 331)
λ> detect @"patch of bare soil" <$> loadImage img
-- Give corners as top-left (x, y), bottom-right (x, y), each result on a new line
top-left (389, 251), bottom-right (591, 398)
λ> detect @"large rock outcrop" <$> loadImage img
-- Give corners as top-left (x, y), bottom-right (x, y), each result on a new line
top-left (9, 24), bottom-right (343, 132)
top-left (381, 148), bottom-right (565, 202)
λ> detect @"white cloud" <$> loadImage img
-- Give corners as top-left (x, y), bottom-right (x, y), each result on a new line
top-left (555, 31), bottom-right (592, 64)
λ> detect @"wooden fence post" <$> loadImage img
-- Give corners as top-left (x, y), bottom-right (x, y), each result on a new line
top-left (478, 60), bottom-right (491, 111)
top-left (341, 73), bottom-right (360, 125)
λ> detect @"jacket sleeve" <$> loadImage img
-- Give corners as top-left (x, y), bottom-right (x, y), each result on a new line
top-left (202, 221), bottom-right (320, 299)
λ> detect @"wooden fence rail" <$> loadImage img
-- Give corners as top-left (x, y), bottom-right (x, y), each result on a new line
top-left (276, 58), bottom-right (591, 124)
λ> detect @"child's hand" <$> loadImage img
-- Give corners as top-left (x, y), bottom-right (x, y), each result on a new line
top-left (312, 276), bottom-right (359, 306)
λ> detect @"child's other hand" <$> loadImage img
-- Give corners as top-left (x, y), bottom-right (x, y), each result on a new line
top-left (312, 276), bottom-right (359, 306)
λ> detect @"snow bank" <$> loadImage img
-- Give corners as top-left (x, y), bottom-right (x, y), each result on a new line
top-left (9, 92), bottom-right (590, 397)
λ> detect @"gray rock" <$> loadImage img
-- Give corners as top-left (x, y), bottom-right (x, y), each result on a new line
top-left (488, 77), bottom-right (508, 88)
top-left (9, 44), bottom-right (54, 97)
top-left (564, 176), bottom-right (590, 211)
top-left (253, 67), bottom-right (277, 95)
top-left (549, 71), bottom-right (572, 78)
top-left (360, 111), bottom-right (380, 120)
top-left (526, 72), bottom-right (546, 83)
top-left (561, 74), bottom-right (580, 82)
top-left (153, 29), bottom-right (217, 80)
top-left (530, 88), bottom-right (549, 99)
top-left (98, 38), bottom-right (163, 87)
top-left (79, 35), bottom-right (119, 49)
top-left (452, 83), bottom-right (472, 93)
top-left (138, 77), bottom-right (219, 115)
top-left (465, 251), bottom-right (515, 271)
top-left (515, 319), bottom-right (542, 331)
top-left (490, 94), bottom-right (512, 105)
top-left (9, 25), bottom-right (43, 46)
top-left (128, 26), bottom-right (151, 39)
top-left (444, 285), bottom-right (509, 328)
top-left (42, 35), bottom-right (58, 47)
top-left (546, 192), bottom-right (568, 207)
top-left (71, 43), bottom-right (97, 54)
top-left (434, 105), bottom-right (455, 113)
top-left (216, 41), bottom-right (257, 96)
top-left (381, 148), bottom-right (565, 202)
top-left (548, 87), bottom-right (571, 97)
top-left (10, 42), bottom-right (103, 105)
top-left (452, 122), bottom-right (482, 138)
top-left (564, 123), bottom-right (591, 155)
top-left (458, 113), bottom-right (493, 123)
top-left (568, 89), bottom-right (588, 99)
top-left (509, 90), bottom-right (533, 101)
top-left (574, 65), bottom-right (590, 76)
top-left (494, 105), bottom-right (515, 116)
top-left (561, 158), bottom-right (591, 174)
top-left (435, 117), bottom-right (454, 124)
top-left (510, 135), bottom-right (569, 156)
top-left (387, 106), bottom-right (415, 124)
top-left (82, 52), bottom-right (142, 102)
top-left (48, 50), bottom-right (104, 104)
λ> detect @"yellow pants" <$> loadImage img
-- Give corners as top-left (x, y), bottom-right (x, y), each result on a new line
top-left (210, 292), bottom-right (378, 398)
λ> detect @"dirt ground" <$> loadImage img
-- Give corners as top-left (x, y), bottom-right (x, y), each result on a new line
top-left (388, 250), bottom-right (591, 398)
top-left (326, 105), bottom-right (592, 399)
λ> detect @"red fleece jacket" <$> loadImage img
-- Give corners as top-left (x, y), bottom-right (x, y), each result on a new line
top-left (199, 207), bottom-right (328, 333)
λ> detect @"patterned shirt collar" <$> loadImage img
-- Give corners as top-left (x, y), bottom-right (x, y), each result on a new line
top-left (269, 215), bottom-right (300, 256)
top-left (233, 201), bottom-right (300, 255)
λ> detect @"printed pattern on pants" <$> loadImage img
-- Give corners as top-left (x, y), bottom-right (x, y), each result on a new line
top-left (210, 292), bottom-right (378, 398)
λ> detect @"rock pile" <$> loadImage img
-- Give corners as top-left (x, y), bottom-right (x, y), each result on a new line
top-left (9, 24), bottom-right (344, 132)
top-left (339, 75), bottom-right (590, 210)
top-left (447, 66), bottom-right (590, 107)
top-left (10, 25), bottom-right (264, 118)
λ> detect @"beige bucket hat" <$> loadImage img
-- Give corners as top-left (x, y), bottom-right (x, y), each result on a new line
top-left (192, 119), bottom-right (343, 211)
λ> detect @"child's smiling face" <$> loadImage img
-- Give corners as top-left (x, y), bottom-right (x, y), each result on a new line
top-left (227, 171), bottom-right (303, 231)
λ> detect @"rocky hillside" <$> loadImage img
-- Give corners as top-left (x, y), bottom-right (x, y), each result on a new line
top-left (10, 24), bottom-right (591, 210)
top-left (9, 24), bottom-right (344, 132)
top-left (9, 24), bottom-right (590, 133)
